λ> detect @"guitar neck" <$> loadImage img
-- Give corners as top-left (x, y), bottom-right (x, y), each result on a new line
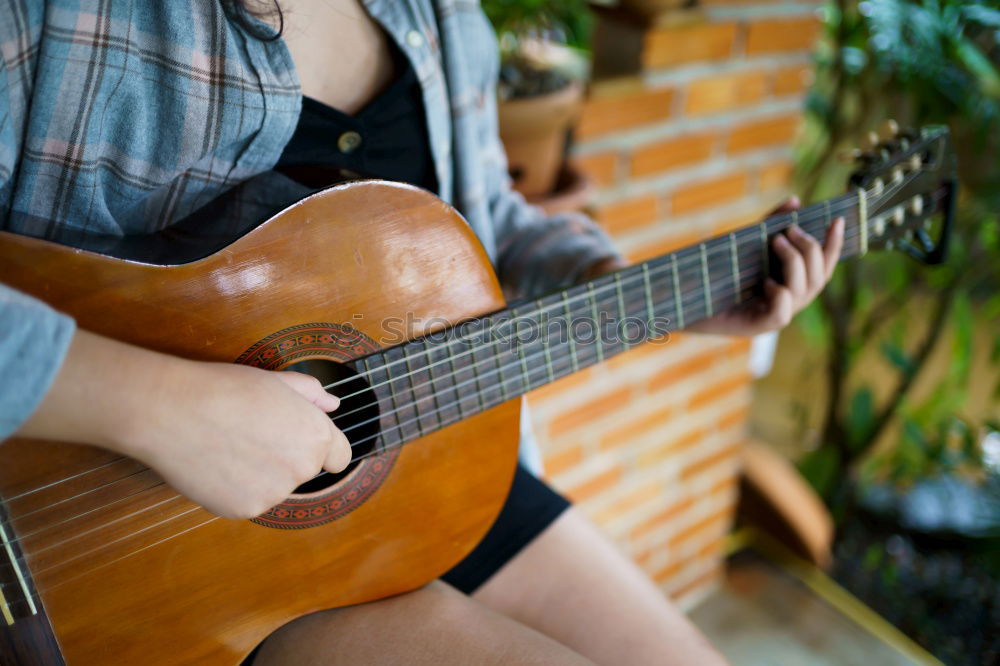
top-left (355, 192), bottom-right (863, 450)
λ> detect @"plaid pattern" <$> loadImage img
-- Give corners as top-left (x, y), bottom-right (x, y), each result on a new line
top-left (0, 0), bottom-right (618, 438)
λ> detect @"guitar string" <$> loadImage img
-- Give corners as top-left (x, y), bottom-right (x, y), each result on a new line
top-left (318, 200), bottom-right (860, 394)
top-left (0, 223), bottom-right (870, 555)
top-left (0, 181), bottom-right (940, 557)
top-left (322, 225), bottom-right (870, 443)
top-left (325, 211), bottom-right (856, 419)
top-left (0, 201), bottom-right (859, 509)
top-left (0, 214), bottom-right (943, 589)
top-left (0, 216), bottom-right (876, 546)
top-left (315, 171), bottom-right (925, 395)
top-left (0, 223), bottom-right (874, 551)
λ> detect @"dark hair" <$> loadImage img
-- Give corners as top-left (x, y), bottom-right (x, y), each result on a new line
top-left (223, 0), bottom-right (284, 40)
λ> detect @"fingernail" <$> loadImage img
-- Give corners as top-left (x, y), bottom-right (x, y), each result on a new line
top-left (788, 195), bottom-right (800, 207)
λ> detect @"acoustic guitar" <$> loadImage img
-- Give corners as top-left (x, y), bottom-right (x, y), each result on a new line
top-left (0, 126), bottom-right (955, 664)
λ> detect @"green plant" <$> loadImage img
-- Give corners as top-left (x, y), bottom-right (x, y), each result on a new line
top-left (792, 0), bottom-right (1000, 504)
top-left (481, 0), bottom-right (594, 99)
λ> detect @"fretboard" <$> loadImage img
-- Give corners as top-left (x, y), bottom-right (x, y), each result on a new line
top-left (350, 193), bottom-right (862, 453)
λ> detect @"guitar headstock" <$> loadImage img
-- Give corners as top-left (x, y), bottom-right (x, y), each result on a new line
top-left (846, 122), bottom-right (957, 264)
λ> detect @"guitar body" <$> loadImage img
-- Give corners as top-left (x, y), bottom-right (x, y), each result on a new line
top-left (0, 182), bottom-right (520, 664)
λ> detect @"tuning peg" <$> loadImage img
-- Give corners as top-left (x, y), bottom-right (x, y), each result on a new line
top-left (838, 148), bottom-right (864, 163)
top-left (861, 131), bottom-right (880, 152)
top-left (878, 119), bottom-right (900, 142)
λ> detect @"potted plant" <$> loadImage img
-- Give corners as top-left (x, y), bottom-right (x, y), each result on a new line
top-left (483, 0), bottom-right (595, 212)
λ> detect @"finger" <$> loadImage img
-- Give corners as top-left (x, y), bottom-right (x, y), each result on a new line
top-left (761, 278), bottom-right (795, 331)
top-left (772, 233), bottom-right (807, 299)
top-left (324, 424), bottom-right (352, 473)
top-left (823, 216), bottom-right (846, 280)
top-left (786, 224), bottom-right (825, 295)
top-left (276, 371), bottom-right (341, 412)
top-left (769, 195), bottom-right (801, 215)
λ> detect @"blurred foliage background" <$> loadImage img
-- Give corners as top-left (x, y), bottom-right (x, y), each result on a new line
top-left (791, 0), bottom-right (1000, 508)
top-left (786, 2), bottom-right (1000, 661)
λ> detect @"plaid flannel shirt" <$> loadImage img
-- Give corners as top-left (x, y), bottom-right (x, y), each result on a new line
top-left (0, 0), bottom-right (617, 439)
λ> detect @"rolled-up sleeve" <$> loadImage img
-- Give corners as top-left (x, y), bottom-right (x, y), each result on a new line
top-left (491, 187), bottom-right (621, 299)
top-left (0, 285), bottom-right (75, 440)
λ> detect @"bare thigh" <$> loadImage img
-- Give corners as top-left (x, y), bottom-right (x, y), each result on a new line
top-left (473, 507), bottom-right (727, 666)
top-left (252, 580), bottom-right (594, 666)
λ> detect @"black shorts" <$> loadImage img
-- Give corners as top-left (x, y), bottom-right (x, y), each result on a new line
top-left (244, 463), bottom-right (568, 663)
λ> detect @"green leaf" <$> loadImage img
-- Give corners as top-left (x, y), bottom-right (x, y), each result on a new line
top-left (795, 300), bottom-right (829, 348)
top-left (950, 292), bottom-right (973, 384)
top-left (846, 386), bottom-right (875, 451)
top-left (881, 340), bottom-right (915, 378)
top-left (798, 447), bottom-right (841, 498)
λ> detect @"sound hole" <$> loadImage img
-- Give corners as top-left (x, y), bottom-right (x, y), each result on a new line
top-left (282, 358), bottom-right (381, 493)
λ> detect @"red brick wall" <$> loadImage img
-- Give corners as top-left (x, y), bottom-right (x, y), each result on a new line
top-left (526, 0), bottom-right (820, 609)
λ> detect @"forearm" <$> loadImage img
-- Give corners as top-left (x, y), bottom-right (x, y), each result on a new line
top-left (13, 329), bottom-right (184, 456)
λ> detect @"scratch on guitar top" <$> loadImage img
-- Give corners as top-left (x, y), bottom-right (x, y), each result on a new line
top-left (354, 248), bottom-right (365, 266)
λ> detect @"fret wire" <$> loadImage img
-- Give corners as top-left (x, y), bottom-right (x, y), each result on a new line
top-left (444, 346), bottom-right (466, 420)
top-left (339, 198), bottom-right (864, 407)
top-left (513, 306), bottom-right (534, 393)
top-left (728, 232), bottom-right (741, 306)
top-left (401, 344), bottom-right (426, 436)
top-left (670, 253), bottom-right (684, 329)
top-left (562, 292), bottom-right (580, 372)
top-left (759, 222), bottom-right (769, 277)
top-left (614, 273), bottom-right (627, 332)
top-left (588, 282), bottom-right (604, 363)
top-left (641, 262), bottom-right (656, 324)
top-left (698, 243), bottom-right (713, 318)
top-left (365, 354), bottom-right (400, 447)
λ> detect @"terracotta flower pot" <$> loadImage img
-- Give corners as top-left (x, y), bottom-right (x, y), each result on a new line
top-left (618, 0), bottom-right (695, 18)
top-left (526, 161), bottom-right (594, 216)
top-left (498, 81), bottom-right (583, 198)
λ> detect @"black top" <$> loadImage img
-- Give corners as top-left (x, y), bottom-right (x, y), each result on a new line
top-left (276, 45), bottom-right (438, 194)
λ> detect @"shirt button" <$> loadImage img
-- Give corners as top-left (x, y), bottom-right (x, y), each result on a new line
top-left (406, 30), bottom-right (424, 48)
top-left (337, 131), bottom-right (362, 154)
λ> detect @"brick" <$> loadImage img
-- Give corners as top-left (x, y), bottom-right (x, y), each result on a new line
top-left (565, 465), bottom-right (623, 503)
top-left (548, 386), bottom-right (633, 438)
top-left (604, 337), bottom-right (673, 371)
top-left (653, 559), bottom-right (685, 585)
top-left (626, 230), bottom-right (704, 263)
top-left (575, 152), bottom-right (618, 187)
top-left (745, 18), bottom-right (820, 55)
top-left (643, 23), bottom-right (738, 68)
top-left (528, 365), bottom-right (594, 403)
top-left (594, 195), bottom-right (659, 234)
top-left (670, 506), bottom-right (732, 548)
top-left (712, 208), bottom-right (768, 235)
top-left (759, 160), bottom-right (794, 191)
top-left (631, 496), bottom-right (695, 541)
top-left (688, 372), bottom-right (750, 410)
top-left (544, 445), bottom-right (584, 477)
top-left (577, 88), bottom-right (674, 140)
top-left (630, 133), bottom-right (717, 178)
top-left (670, 172), bottom-right (748, 215)
top-left (772, 64), bottom-right (812, 96)
top-left (600, 405), bottom-right (675, 450)
top-left (709, 475), bottom-right (738, 498)
top-left (670, 565), bottom-right (722, 601)
top-left (718, 405), bottom-right (750, 431)
top-left (637, 427), bottom-right (707, 468)
top-left (728, 337), bottom-right (752, 355)
top-left (647, 349), bottom-right (718, 392)
top-left (684, 70), bottom-right (768, 116)
top-left (680, 443), bottom-right (741, 481)
top-left (594, 481), bottom-right (662, 523)
top-left (697, 535), bottom-right (727, 560)
top-left (727, 114), bottom-right (800, 153)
